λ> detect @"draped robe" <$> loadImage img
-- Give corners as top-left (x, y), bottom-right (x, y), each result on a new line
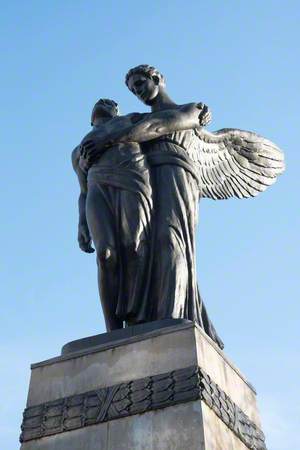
top-left (143, 129), bottom-right (224, 349)
top-left (86, 143), bottom-right (153, 325)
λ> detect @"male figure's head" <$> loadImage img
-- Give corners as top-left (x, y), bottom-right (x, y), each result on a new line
top-left (91, 98), bottom-right (119, 125)
top-left (125, 65), bottom-right (166, 105)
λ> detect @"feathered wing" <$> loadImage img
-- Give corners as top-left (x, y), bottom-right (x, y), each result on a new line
top-left (190, 128), bottom-right (285, 200)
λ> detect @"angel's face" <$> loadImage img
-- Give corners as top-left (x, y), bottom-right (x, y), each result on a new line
top-left (127, 74), bottom-right (160, 105)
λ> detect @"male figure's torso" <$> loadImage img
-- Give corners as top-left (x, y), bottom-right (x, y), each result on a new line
top-left (87, 115), bottom-right (151, 200)
top-left (89, 115), bottom-right (143, 168)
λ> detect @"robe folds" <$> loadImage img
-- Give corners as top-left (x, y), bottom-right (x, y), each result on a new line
top-left (143, 129), bottom-right (224, 349)
top-left (86, 145), bottom-right (153, 324)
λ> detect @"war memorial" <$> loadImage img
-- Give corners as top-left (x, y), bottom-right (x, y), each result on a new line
top-left (20, 65), bottom-right (285, 450)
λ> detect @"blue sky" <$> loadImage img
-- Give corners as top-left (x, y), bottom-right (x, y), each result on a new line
top-left (0, 1), bottom-right (299, 449)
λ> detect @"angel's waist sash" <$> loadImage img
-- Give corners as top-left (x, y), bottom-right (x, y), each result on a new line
top-left (145, 140), bottom-right (200, 185)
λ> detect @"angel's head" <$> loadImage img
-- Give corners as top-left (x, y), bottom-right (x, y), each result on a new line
top-left (125, 64), bottom-right (166, 105)
top-left (91, 98), bottom-right (119, 125)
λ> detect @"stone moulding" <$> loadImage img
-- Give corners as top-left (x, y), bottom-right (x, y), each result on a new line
top-left (20, 365), bottom-right (266, 450)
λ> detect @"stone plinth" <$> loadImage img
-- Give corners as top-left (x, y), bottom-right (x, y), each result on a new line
top-left (20, 320), bottom-right (266, 450)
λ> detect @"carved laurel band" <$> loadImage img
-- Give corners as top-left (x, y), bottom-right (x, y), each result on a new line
top-left (20, 365), bottom-right (266, 450)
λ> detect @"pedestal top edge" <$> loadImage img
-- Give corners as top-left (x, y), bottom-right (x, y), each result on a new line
top-left (31, 319), bottom-right (194, 368)
top-left (61, 319), bottom-right (191, 356)
top-left (30, 320), bottom-right (256, 393)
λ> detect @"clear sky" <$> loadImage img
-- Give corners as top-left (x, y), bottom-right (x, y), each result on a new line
top-left (0, 1), bottom-right (299, 449)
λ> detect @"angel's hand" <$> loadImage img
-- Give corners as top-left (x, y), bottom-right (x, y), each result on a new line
top-left (80, 139), bottom-right (97, 159)
top-left (79, 154), bottom-right (91, 172)
top-left (79, 139), bottom-right (103, 166)
top-left (196, 103), bottom-right (212, 127)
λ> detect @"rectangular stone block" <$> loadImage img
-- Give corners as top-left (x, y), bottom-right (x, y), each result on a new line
top-left (27, 324), bottom-right (197, 407)
top-left (20, 321), bottom-right (266, 450)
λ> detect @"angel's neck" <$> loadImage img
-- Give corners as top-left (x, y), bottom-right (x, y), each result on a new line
top-left (150, 90), bottom-right (177, 112)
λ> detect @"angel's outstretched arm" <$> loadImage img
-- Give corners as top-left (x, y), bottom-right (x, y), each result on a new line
top-left (80, 103), bottom-right (211, 161)
top-left (115, 102), bottom-right (211, 143)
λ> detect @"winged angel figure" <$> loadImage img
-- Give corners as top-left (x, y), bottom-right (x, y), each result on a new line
top-left (78, 64), bottom-right (285, 349)
top-left (124, 64), bottom-right (285, 348)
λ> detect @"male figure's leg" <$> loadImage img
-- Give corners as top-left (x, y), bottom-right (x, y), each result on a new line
top-left (117, 189), bottom-right (152, 323)
top-left (86, 183), bottom-right (123, 330)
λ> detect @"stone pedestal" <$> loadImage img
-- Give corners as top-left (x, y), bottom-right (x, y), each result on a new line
top-left (20, 320), bottom-right (266, 450)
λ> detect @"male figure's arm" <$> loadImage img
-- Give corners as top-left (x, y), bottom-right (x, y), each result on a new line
top-left (71, 146), bottom-right (94, 253)
top-left (81, 103), bottom-right (211, 162)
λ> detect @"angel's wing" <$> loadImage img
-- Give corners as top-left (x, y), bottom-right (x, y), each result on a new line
top-left (191, 128), bottom-right (285, 200)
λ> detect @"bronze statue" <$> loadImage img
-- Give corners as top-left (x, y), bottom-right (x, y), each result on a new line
top-left (75, 66), bottom-right (285, 349)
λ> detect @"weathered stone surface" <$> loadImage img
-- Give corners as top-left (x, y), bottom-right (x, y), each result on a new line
top-left (21, 366), bottom-right (265, 449)
top-left (27, 322), bottom-right (258, 425)
top-left (21, 402), bottom-right (205, 450)
top-left (108, 402), bottom-right (205, 450)
top-left (21, 366), bottom-right (201, 443)
top-left (21, 321), bottom-right (266, 450)
top-left (195, 328), bottom-right (260, 425)
top-left (202, 403), bottom-right (249, 450)
top-left (20, 423), bottom-right (108, 450)
top-left (27, 323), bottom-right (197, 406)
